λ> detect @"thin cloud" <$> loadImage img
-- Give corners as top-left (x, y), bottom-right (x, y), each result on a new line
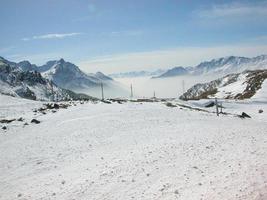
top-left (196, 2), bottom-right (267, 19)
top-left (22, 32), bottom-right (83, 41)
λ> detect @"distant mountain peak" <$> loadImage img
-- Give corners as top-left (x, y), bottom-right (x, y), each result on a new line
top-left (95, 71), bottom-right (113, 81)
top-left (153, 66), bottom-right (188, 78)
top-left (18, 60), bottom-right (31, 64)
top-left (59, 58), bottom-right (65, 63)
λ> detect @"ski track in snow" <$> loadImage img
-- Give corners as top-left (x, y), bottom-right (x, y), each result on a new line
top-left (0, 95), bottom-right (267, 200)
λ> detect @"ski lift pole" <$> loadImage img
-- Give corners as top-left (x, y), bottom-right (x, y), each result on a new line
top-left (101, 82), bottom-right (104, 100)
top-left (215, 98), bottom-right (219, 116)
top-left (130, 84), bottom-right (133, 99)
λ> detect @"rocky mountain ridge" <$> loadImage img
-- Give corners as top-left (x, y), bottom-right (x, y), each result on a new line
top-left (179, 69), bottom-right (267, 100)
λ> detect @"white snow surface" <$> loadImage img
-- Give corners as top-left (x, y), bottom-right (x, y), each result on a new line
top-left (0, 94), bottom-right (267, 200)
top-left (213, 73), bottom-right (247, 99)
top-left (0, 95), bottom-right (43, 119)
top-left (252, 80), bottom-right (267, 101)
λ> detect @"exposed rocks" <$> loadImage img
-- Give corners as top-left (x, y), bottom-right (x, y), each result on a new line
top-left (0, 119), bottom-right (16, 123)
top-left (101, 100), bottom-right (112, 104)
top-left (204, 101), bottom-right (215, 107)
top-left (17, 117), bottom-right (24, 121)
top-left (239, 112), bottom-right (251, 119)
top-left (108, 98), bottom-right (127, 104)
top-left (45, 103), bottom-right (60, 109)
top-left (31, 119), bottom-right (40, 124)
top-left (166, 102), bottom-right (177, 107)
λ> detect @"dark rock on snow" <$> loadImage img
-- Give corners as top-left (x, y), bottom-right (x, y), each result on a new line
top-left (31, 119), bottom-right (40, 124)
top-left (239, 112), bottom-right (251, 118)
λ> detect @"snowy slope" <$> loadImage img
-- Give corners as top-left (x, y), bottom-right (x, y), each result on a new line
top-left (251, 79), bottom-right (267, 101)
top-left (0, 94), bottom-right (43, 119)
top-left (180, 69), bottom-right (267, 100)
top-left (0, 96), bottom-right (267, 200)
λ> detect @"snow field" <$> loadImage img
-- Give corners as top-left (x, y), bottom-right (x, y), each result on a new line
top-left (0, 96), bottom-right (267, 200)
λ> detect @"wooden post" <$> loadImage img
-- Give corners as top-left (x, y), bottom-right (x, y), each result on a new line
top-left (101, 82), bottom-right (104, 100)
top-left (215, 98), bottom-right (219, 116)
top-left (153, 91), bottom-right (156, 99)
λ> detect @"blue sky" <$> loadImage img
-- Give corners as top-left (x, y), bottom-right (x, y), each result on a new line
top-left (1, 0), bottom-right (267, 73)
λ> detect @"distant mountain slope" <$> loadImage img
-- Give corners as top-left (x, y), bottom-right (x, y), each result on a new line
top-left (40, 59), bottom-right (103, 91)
top-left (193, 55), bottom-right (267, 75)
top-left (0, 57), bottom-right (95, 101)
top-left (153, 55), bottom-right (267, 78)
top-left (17, 60), bottom-right (38, 72)
top-left (92, 72), bottom-right (113, 81)
top-left (109, 69), bottom-right (166, 78)
top-left (153, 66), bottom-right (188, 78)
top-left (180, 69), bottom-right (267, 100)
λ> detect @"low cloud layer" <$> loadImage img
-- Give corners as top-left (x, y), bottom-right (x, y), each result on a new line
top-left (79, 44), bottom-right (267, 73)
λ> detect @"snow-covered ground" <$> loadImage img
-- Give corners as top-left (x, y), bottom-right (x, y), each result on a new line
top-left (0, 95), bottom-right (43, 120)
top-left (0, 94), bottom-right (267, 200)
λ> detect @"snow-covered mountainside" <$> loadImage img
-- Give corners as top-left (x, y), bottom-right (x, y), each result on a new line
top-left (193, 55), bottom-right (267, 75)
top-left (180, 69), bottom-right (267, 100)
top-left (153, 66), bottom-right (188, 78)
top-left (109, 69), bottom-right (166, 78)
top-left (154, 55), bottom-right (267, 78)
top-left (40, 59), bottom-right (103, 91)
top-left (0, 57), bottom-right (95, 101)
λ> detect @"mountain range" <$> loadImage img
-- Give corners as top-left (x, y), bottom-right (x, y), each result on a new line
top-left (154, 55), bottom-right (267, 78)
top-left (0, 57), bottom-right (116, 100)
top-left (15, 58), bottom-right (113, 91)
